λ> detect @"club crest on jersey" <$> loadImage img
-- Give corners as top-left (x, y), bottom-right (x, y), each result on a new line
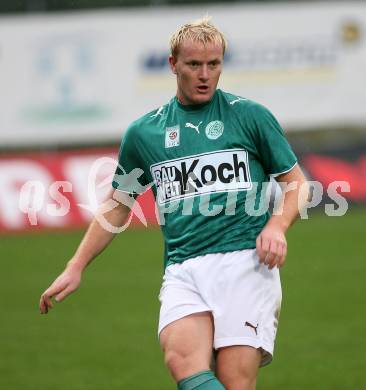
top-left (150, 149), bottom-right (252, 204)
top-left (165, 125), bottom-right (180, 148)
top-left (205, 121), bottom-right (224, 140)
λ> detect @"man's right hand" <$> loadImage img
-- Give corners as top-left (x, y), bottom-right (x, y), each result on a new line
top-left (39, 263), bottom-right (82, 314)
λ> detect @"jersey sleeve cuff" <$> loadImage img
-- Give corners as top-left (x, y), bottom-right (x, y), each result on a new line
top-left (269, 161), bottom-right (298, 178)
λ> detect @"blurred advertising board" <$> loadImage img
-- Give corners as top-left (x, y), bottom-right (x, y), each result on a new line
top-left (303, 153), bottom-right (366, 203)
top-left (0, 147), bottom-right (364, 233)
top-left (0, 148), bottom-right (157, 233)
top-left (0, 1), bottom-right (366, 147)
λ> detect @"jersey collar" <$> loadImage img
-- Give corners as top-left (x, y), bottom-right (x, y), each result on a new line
top-left (173, 90), bottom-right (218, 112)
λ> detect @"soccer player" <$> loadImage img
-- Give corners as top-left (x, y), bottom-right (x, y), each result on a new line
top-left (40, 18), bottom-right (308, 390)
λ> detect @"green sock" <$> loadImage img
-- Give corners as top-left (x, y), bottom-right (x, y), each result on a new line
top-left (177, 370), bottom-right (225, 390)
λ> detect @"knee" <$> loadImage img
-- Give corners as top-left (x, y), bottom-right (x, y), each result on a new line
top-left (165, 349), bottom-right (186, 371)
top-left (164, 349), bottom-right (211, 382)
top-left (164, 349), bottom-right (192, 380)
top-left (216, 347), bottom-right (260, 390)
top-left (218, 364), bottom-right (258, 390)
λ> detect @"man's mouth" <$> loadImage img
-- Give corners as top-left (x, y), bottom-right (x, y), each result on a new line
top-left (197, 85), bottom-right (209, 93)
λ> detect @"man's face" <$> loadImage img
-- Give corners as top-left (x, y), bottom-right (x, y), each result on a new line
top-left (169, 40), bottom-right (223, 105)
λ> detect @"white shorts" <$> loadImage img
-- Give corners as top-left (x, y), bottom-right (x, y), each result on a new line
top-left (158, 249), bottom-right (282, 367)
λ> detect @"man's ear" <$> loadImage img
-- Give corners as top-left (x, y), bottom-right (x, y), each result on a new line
top-left (169, 55), bottom-right (177, 74)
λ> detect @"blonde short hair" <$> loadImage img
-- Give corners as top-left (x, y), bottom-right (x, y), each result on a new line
top-left (169, 17), bottom-right (227, 57)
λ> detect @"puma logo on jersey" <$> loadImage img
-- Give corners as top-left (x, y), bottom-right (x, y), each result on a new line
top-left (229, 97), bottom-right (246, 106)
top-left (151, 106), bottom-right (164, 118)
top-left (150, 149), bottom-right (252, 204)
top-left (185, 121), bottom-right (202, 134)
top-left (244, 321), bottom-right (259, 335)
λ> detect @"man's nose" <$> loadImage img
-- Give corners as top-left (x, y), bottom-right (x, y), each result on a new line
top-left (199, 65), bottom-right (209, 81)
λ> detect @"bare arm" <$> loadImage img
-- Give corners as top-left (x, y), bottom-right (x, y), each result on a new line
top-left (39, 190), bottom-right (131, 314)
top-left (256, 164), bottom-right (309, 269)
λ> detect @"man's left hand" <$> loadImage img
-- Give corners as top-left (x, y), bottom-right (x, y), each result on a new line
top-left (256, 220), bottom-right (287, 270)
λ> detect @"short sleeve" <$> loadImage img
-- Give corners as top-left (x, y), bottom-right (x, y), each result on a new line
top-left (112, 124), bottom-right (149, 196)
top-left (246, 102), bottom-right (297, 176)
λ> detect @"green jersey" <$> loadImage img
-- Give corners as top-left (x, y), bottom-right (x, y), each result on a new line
top-left (113, 89), bottom-right (297, 268)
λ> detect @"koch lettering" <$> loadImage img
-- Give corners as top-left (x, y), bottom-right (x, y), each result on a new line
top-left (150, 149), bottom-right (252, 205)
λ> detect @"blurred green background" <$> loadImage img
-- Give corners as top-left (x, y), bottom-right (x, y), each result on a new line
top-left (1, 206), bottom-right (365, 389)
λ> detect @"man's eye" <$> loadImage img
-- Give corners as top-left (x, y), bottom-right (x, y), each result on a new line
top-left (190, 62), bottom-right (200, 68)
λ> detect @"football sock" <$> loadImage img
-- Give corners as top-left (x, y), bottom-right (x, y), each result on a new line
top-left (177, 370), bottom-right (225, 389)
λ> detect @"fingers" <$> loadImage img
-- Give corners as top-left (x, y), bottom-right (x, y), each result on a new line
top-left (267, 241), bottom-right (284, 270)
top-left (265, 240), bottom-right (278, 269)
top-left (278, 244), bottom-right (287, 268)
top-left (39, 270), bottom-right (81, 314)
top-left (39, 294), bottom-right (51, 314)
top-left (39, 279), bottom-right (67, 314)
top-left (55, 286), bottom-right (74, 303)
top-left (255, 235), bottom-right (267, 262)
top-left (256, 235), bottom-right (287, 270)
top-left (39, 291), bottom-right (53, 314)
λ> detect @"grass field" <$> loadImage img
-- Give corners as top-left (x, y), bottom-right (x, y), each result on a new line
top-left (1, 207), bottom-right (365, 390)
